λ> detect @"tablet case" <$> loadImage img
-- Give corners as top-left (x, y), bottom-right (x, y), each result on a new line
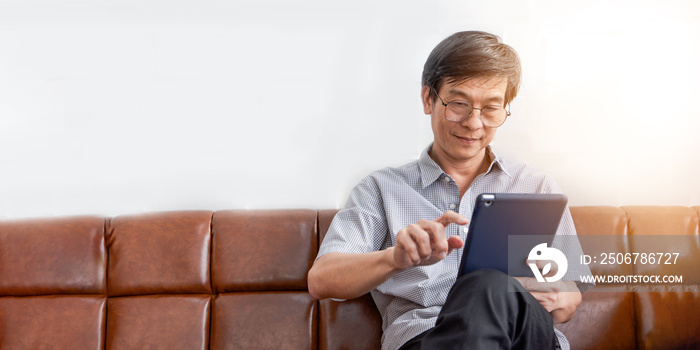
top-left (457, 193), bottom-right (568, 278)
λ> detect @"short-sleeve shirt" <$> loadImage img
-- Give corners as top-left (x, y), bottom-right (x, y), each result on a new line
top-left (316, 144), bottom-right (593, 350)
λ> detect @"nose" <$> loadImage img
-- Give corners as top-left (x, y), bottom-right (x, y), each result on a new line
top-left (460, 108), bottom-right (484, 129)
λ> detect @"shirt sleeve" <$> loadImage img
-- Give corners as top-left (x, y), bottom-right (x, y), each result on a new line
top-left (316, 174), bottom-right (389, 261)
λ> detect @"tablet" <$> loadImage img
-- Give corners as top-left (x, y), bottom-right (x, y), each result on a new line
top-left (457, 193), bottom-right (568, 278)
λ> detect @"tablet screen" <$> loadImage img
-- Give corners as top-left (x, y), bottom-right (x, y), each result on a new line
top-left (457, 193), bottom-right (568, 278)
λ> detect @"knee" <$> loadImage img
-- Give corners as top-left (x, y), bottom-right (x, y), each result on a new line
top-left (451, 269), bottom-right (534, 301)
top-left (463, 268), bottom-right (507, 281)
top-left (448, 269), bottom-right (548, 317)
top-left (455, 269), bottom-right (512, 292)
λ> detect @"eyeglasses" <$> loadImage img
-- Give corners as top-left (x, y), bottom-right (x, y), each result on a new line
top-left (432, 88), bottom-right (510, 128)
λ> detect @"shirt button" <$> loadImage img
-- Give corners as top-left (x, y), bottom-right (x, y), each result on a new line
top-left (463, 226), bottom-right (469, 234)
top-left (449, 203), bottom-right (456, 210)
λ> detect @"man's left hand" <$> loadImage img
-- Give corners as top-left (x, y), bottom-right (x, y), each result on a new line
top-left (513, 277), bottom-right (581, 323)
top-left (513, 259), bottom-right (582, 324)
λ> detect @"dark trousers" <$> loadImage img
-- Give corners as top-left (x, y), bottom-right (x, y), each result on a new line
top-left (398, 269), bottom-right (558, 350)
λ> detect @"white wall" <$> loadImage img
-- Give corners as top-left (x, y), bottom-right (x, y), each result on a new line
top-left (1, 0), bottom-right (699, 218)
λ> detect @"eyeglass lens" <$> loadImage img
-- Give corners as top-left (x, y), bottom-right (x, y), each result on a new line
top-left (444, 101), bottom-right (507, 127)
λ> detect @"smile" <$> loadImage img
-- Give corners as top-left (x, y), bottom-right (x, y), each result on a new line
top-left (455, 135), bottom-right (480, 144)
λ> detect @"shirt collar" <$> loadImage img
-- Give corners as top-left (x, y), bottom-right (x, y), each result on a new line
top-left (484, 146), bottom-right (511, 178)
top-left (418, 143), bottom-right (511, 189)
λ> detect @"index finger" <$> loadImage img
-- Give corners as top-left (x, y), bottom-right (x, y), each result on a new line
top-left (536, 259), bottom-right (559, 277)
top-left (513, 277), bottom-right (560, 293)
top-left (523, 258), bottom-right (560, 278)
top-left (435, 210), bottom-right (469, 228)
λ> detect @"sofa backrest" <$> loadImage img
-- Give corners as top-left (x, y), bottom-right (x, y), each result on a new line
top-left (0, 206), bottom-right (698, 350)
top-left (560, 206), bottom-right (700, 350)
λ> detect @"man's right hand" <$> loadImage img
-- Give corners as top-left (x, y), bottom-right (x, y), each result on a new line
top-left (308, 210), bottom-right (468, 300)
top-left (391, 211), bottom-right (468, 269)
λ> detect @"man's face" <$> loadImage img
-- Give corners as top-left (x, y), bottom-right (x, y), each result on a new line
top-left (421, 77), bottom-right (508, 165)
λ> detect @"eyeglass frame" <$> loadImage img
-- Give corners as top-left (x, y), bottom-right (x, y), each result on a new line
top-left (431, 88), bottom-right (511, 128)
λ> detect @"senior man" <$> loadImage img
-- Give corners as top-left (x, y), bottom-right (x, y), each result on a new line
top-left (308, 31), bottom-right (592, 350)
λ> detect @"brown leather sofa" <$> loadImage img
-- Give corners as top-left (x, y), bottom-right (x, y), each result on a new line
top-left (0, 206), bottom-right (698, 349)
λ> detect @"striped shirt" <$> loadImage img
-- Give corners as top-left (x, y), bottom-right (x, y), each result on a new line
top-left (317, 143), bottom-right (592, 350)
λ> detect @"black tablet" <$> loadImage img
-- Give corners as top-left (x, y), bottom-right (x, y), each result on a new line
top-left (457, 193), bottom-right (568, 278)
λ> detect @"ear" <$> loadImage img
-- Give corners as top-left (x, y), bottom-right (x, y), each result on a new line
top-left (421, 85), bottom-right (433, 115)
